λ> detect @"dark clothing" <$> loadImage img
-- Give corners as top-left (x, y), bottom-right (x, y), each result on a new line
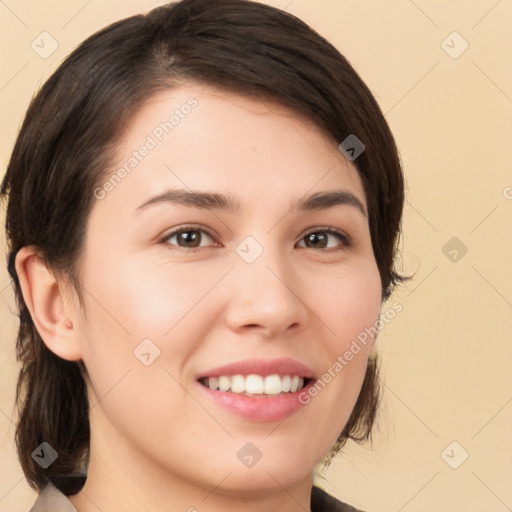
top-left (311, 486), bottom-right (363, 511)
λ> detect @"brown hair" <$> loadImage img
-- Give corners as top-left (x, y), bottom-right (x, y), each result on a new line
top-left (1, 0), bottom-right (405, 492)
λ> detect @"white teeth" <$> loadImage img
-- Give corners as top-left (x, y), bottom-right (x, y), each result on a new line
top-left (281, 375), bottom-right (291, 392)
top-left (264, 375), bottom-right (282, 395)
top-left (290, 375), bottom-right (300, 392)
top-left (245, 375), bottom-right (264, 394)
top-left (201, 374), bottom-right (307, 395)
top-left (231, 374), bottom-right (245, 393)
top-left (218, 376), bottom-right (231, 392)
top-left (208, 376), bottom-right (219, 390)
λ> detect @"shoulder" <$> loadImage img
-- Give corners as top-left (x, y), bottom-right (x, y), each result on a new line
top-left (311, 485), bottom-right (366, 512)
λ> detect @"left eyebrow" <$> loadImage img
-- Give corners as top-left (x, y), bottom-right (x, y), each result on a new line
top-left (295, 190), bottom-right (367, 217)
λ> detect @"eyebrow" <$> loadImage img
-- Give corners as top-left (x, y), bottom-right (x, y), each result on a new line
top-left (135, 189), bottom-right (366, 217)
top-left (295, 190), bottom-right (366, 217)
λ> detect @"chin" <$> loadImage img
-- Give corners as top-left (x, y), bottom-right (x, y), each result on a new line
top-left (212, 463), bottom-right (314, 497)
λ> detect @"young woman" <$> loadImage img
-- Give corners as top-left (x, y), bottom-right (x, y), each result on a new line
top-left (1, 1), bottom-right (405, 510)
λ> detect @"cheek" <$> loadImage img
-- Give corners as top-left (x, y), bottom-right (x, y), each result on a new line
top-left (318, 261), bottom-right (382, 351)
top-left (78, 254), bottom-right (233, 404)
top-left (82, 253), bottom-right (228, 339)
top-left (301, 261), bottom-right (381, 428)
top-left (306, 262), bottom-right (382, 396)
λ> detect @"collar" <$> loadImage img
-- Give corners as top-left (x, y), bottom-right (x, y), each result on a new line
top-left (29, 482), bottom-right (77, 512)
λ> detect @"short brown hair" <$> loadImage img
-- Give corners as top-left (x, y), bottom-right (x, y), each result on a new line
top-left (1, 0), bottom-right (405, 492)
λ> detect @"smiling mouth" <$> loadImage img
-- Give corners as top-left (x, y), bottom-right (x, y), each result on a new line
top-left (198, 374), bottom-right (310, 396)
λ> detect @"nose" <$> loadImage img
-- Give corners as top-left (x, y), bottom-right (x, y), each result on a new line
top-left (224, 248), bottom-right (309, 339)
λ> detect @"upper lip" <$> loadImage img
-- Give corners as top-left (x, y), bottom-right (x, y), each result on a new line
top-left (196, 357), bottom-right (316, 380)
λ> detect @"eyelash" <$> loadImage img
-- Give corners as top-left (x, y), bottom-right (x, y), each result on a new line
top-left (161, 224), bottom-right (219, 253)
top-left (299, 227), bottom-right (352, 251)
top-left (161, 224), bottom-right (351, 253)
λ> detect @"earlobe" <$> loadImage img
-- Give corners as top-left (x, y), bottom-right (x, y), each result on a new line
top-left (15, 246), bottom-right (82, 361)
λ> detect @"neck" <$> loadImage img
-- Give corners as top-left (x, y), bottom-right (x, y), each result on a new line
top-left (68, 413), bottom-right (314, 512)
top-left (69, 460), bottom-right (313, 512)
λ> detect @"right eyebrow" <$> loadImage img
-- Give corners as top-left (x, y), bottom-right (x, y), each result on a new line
top-left (134, 189), bottom-right (241, 215)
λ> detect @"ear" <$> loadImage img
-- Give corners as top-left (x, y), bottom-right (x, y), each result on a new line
top-left (15, 246), bottom-right (83, 361)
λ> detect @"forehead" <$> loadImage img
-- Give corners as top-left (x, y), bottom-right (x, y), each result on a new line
top-left (92, 83), bottom-right (366, 220)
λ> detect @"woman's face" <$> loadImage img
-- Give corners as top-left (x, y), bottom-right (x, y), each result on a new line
top-left (73, 84), bottom-right (382, 494)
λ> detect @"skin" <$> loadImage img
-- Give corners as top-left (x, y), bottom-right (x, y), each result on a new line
top-left (16, 83), bottom-right (382, 512)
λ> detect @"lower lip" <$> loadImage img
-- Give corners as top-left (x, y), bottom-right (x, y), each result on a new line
top-left (197, 381), bottom-right (313, 422)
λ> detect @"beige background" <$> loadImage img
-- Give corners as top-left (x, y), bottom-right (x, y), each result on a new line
top-left (1, 1), bottom-right (511, 511)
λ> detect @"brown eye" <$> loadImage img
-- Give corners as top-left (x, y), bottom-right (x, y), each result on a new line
top-left (164, 227), bottom-right (215, 249)
top-left (298, 229), bottom-right (350, 250)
